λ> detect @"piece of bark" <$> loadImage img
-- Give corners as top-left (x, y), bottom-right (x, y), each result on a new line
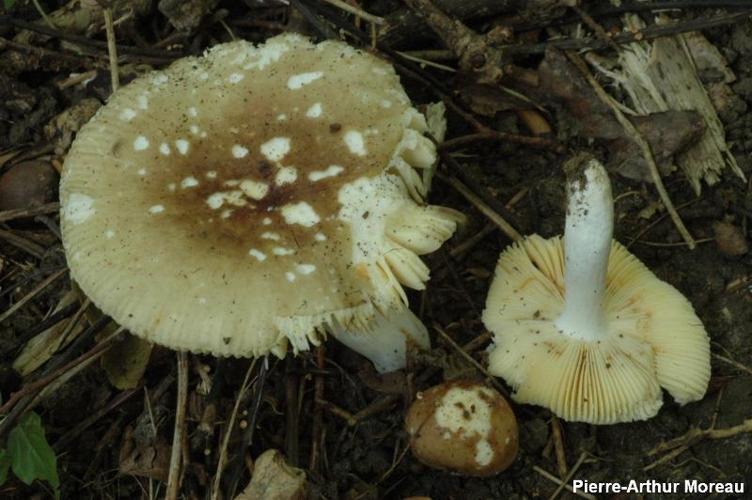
top-left (608, 14), bottom-right (744, 193)
top-left (536, 48), bottom-right (705, 181)
top-left (235, 450), bottom-right (307, 500)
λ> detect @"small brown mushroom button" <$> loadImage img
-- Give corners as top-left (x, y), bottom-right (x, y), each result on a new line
top-left (405, 380), bottom-right (518, 477)
top-left (60, 34), bottom-right (462, 368)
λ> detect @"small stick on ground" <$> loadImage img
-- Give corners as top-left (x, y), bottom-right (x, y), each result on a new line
top-left (644, 418), bottom-right (752, 471)
top-left (711, 351), bottom-right (752, 377)
top-left (310, 345), bottom-right (326, 472)
top-left (440, 131), bottom-right (563, 153)
top-left (449, 222), bottom-right (495, 259)
top-left (321, 0), bottom-right (385, 25)
top-left (0, 202), bottom-right (59, 223)
top-left (102, 6), bottom-right (119, 92)
top-left (550, 415), bottom-right (568, 479)
top-left (549, 452), bottom-right (589, 500)
top-left (210, 359), bottom-right (257, 500)
top-left (402, 0), bottom-right (505, 84)
top-left (566, 51), bottom-right (696, 249)
top-left (285, 357), bottom-right (301, 466)
top-left (533, 464), bottom-right (596, 500)
top-left (437, 172), bottom-right (523, 242)
top-left (0, 268), bottom-right (67, 323)
top-left (166, 351), bottom-right (189, 500)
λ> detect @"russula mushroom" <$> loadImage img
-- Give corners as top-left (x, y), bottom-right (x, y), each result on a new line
top-left (482, 154), bottom-right (711, 424)
top-left (405, 379), bottom-right (518, 477)
top-left (60, 34), bottom-right (462, 369)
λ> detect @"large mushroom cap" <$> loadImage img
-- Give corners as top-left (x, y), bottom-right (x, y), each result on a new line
top-left (482, 235), bottom-right (710, 424)
top-left (61, 34), bottom-right (462, 358)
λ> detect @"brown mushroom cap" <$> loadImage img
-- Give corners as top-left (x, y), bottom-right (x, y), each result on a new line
top-left (405, 380), bottom-right (518, 477)
top-left (60, 34), bottom-right (462, 358)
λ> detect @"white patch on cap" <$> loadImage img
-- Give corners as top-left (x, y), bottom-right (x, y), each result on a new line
top-left (137, 95), bottom-right (149, 110)
top-left (133, 136), bottom-right (149, 151)
top-left (206, 193), bottom-right (224, 209)
top-left (309, 165), bottom-right (344, 182)
top-left (188, 107), bottom-right (198, 117)
top-left (380, 99), bottom-right (392, 108)
top-left (240, 179), bottom-right (269, 200)
top-left (105, 229), bottom-right (115, 239)
top-left (314, 232), bottom-right (327, 241)
top-left (435, 386), bottom-right (493, 441)
top-left (475, 439), bottom-right (494, 467)
top-left (167, 183), bottom-right (176, 192)
top-left (181, 176), bottom-right (199, 189)
top-left (344, 130), bottom-right (366, 156)
top-left (175, 139), bottom-right (190, 155)
top-left (149, 204), bottom-right (165, 214)
top-left (249, 249), bottom-right (267, 261)
top-left (305, 102), bottom-right (323, 118)
top-left (275, 166), bottom-right (297, 186)
top-left (273, 247), bottom-right (295, 256)
top-left (243, 41), bottom-right (290, 70)
top-left (285, 272), bottom-right (296, 282)
top-left (371, 67), bottom-right (387, 75)
top-left (221, 209), bottom-right (233, 219)
top-left (260, 137), bottom-right (291, 162)
top-left (159, 143), bottom-right (171, 155)
top-left (154, 74), bottom-right (168, 85)
top-left (190, 125), bottom-right (200, 135)
top-left (228, 73), bottom-right (244, 84)
top-left (232, 145), bottom-right (249, 158)
top-left (138, 168), bottom-right (147, 176)
top-left (277, 114), bottom-right (287, 121)
top-left (287, 71), bottom-right (323, 90)
top-left (296, 264), bottom-right (316, 275)
top-left (281, 202), bottom-right (320, 227)
top-left (63, 193), bottom-right (95, 224)
top-left (262, 217), bottom-right (272, 225)
top-left (199, 72), bottom-right (209, 80)
top-left (261, 232), bottom-right (280, 241)
top-left (120, 108), bottom-right (137, 121)
top-left (206, 171), bottom-right (217, 179)
top-left (206, 191), bottom-right (247, 209)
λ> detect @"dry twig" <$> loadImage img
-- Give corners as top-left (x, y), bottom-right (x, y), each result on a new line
top-left (437, 172), bottom-right (523, 242)
top-left (166, 351), bottom-right (189, 500)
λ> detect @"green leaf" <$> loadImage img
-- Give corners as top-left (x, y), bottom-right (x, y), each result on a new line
top-left (3, 0), bottom-right (16, 11)
top-left (0, 448), bottom-right (10, 485)
top-left (8, 412), bottom-right (59, 495)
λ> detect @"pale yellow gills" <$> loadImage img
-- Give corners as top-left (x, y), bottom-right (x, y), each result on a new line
top-left (60, 33), bottom-right (462, 360)
top-left (482, 156), bottom-right (710, 424)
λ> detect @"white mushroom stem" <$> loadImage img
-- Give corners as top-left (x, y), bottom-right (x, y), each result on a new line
top-left (555, 156), bottom-right (613, 342)
top-left (329, 307), bottom-right (429, 373)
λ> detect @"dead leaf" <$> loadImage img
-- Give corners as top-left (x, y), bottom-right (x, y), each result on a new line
top-left (101, 333), bottom-right (154, 390)
top-left (118, 425), bottom-right (171, 481)
top-left (235, 449), bottom-right (307, 500)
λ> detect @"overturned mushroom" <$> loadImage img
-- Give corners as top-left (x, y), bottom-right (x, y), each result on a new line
top-left (60, 34), bottom-right (462, 368)
top-left (482, 155), bottom-right (710, 424)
